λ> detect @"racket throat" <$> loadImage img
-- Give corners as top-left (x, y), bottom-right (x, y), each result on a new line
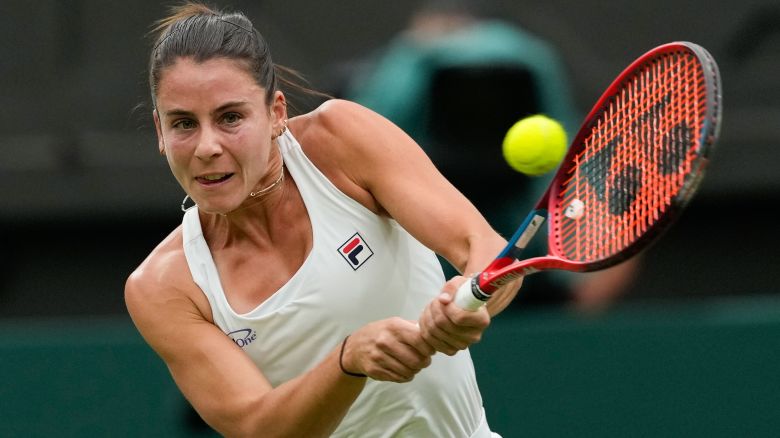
top-left (502, 211), bottom-right (547, 260)
top-left (483, 270), bottom-right (525, 292)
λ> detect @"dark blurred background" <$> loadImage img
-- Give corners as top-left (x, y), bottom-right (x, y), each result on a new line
top-left (0, 1), bottom-right (779, 436)
top-left (1, 0), bottom-right (778, 317)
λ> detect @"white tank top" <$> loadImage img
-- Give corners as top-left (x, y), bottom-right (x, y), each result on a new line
top-left (181, 130), bottom-right (496, 437)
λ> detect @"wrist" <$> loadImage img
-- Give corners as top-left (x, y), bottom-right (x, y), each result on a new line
top-left (339, 335), bottom-right (367, 378)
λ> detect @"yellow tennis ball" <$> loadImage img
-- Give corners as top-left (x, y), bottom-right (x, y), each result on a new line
top-left (502, 114), bottom-right (568, 176)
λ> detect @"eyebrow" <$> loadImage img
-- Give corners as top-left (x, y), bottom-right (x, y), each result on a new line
top-left (163, 100), bottom-right (250, 118)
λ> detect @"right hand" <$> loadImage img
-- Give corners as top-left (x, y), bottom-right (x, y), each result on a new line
top-left (341, 318), bottom-right (436, 382)
top-left (418, 275), bottom-right (491, 356)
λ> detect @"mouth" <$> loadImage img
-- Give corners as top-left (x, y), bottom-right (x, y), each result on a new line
top-left (195, 173), bottom-right (234, 186)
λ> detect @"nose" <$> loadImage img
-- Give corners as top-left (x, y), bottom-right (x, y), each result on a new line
top-left (194, 126), bottom-right (223, 160)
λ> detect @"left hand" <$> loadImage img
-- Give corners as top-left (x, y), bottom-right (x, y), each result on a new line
top-left (418, 275), bottom-right (491, 355)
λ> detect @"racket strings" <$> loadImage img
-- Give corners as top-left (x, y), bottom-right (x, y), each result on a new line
top-left (554, 50), bottom-right (706, 262)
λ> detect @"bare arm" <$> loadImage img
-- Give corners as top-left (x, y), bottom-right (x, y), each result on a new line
top-left (125, 247), bottom-right (432, 438)
top-left (301, 100), bottom-right (512, 290)
top-left (299, 100), bottom-right (522, 353)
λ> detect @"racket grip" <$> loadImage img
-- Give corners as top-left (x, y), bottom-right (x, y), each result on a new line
top-left (453, 276), bottom-right (490, 311)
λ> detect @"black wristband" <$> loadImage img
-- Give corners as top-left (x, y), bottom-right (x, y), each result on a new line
top-left (339, 335), bottom-right (367, 378)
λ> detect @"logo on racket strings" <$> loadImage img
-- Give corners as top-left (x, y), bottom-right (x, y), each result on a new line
top-left (338, 232), bottom-right (374, 270)
top-left (577, 92), bottom-right (694, 217)
top-left (564, 199), bottom-right (585, 219)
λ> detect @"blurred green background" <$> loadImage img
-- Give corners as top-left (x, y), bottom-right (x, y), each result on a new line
top-left (3, 297), bottom-right (780, 437)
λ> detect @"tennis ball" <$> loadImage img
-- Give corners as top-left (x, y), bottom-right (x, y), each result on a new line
top-left (502, 114), bottom-right (568, 176)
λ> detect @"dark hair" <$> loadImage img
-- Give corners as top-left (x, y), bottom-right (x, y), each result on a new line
top-left (148, 2), bottom-right (326, 113)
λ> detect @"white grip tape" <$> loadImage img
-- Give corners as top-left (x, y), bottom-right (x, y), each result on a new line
top-left (453, 277), bottom-right (488, 311)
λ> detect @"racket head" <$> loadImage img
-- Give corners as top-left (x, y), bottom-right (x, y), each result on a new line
top-left (543, 41), bottom-right (722, 272)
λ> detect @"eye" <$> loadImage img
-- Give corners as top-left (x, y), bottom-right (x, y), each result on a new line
top-left (172, 119), bottom-right (196, 130)
top-left (221, 112), bottom-right (242, 125)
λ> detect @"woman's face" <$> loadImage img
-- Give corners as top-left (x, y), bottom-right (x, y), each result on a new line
top-left (153, 57), bottom-right (285, 214)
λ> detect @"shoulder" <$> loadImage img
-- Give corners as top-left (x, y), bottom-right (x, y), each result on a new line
top-left (125, 226), bottom-right (212, 327)
top-left (293, 98), bottom-right (426, 168)
top-left (293, 98), bottom-right (394, 146)
top-left (290, 99), bottom-right (418, 214)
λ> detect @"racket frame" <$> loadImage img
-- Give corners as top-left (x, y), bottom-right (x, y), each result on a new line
top-left (454, 41), bottom-right (722, 309)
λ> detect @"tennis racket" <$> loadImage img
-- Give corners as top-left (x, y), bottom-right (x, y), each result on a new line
top-left (455, 41), bottom-right (722, 310)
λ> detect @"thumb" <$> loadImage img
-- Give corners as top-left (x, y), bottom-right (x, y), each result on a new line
top-left (440, 275), bottom-right (471, 303)
top-left (437, 292), bottom-right (453, 304)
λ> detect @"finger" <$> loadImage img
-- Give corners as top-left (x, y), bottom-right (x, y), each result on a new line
top-left (419, 303), bottom-right (454, 353)
top-left (439, 277), bottom-right (490, 329)
top-left (365, 347), bottom-right (425, 382)
top-left (390, 329), bottom-right (436, 370)
top-left (424, 328), bottom-right (466, 355)
top-left (420, 300), bottom-right (469, 354)
top-left (429, 304), bottom-right (487, 351)
top-left (433, 299), bottom-right (487, 335)
top-left (445, 304), bottom-right (491, 331)
top-left (436, 292), bottom-right (453, 305)
top-left (400, 318), bottom-right (437, 357)
top-left (373, 324), bottom-right (435, 376)
top-left (367, 366), bottom-right (414, 383)
top-left (441, 275), bottom-right (467, 295)
top-left (407, 337), bottom-right (436, 357)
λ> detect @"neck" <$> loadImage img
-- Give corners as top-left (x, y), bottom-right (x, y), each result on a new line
top-left (250, 163), bottom-right (285, 197)
top-left (219, 163), bottom-right (286, 218)
top-left (201, 169), bottom-right (294, 249)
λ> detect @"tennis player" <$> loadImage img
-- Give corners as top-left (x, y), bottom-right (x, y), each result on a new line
top-left (125, 3), bottom-right (520, 437)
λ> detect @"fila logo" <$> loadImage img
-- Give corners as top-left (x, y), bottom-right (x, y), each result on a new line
top-left (338, 232), bottom-right (373, 270)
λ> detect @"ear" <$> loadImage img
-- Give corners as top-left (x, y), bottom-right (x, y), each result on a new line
top-left (153, 109), bottom-right (166, 156)
top-left (271, 91), bottom-right (288, 131)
